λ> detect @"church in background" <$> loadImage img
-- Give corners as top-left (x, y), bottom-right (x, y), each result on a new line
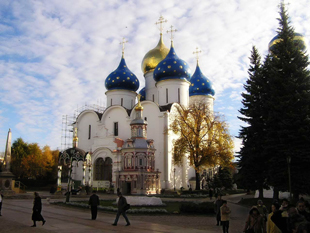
top-left (62, 16), bottom-right (216, 195)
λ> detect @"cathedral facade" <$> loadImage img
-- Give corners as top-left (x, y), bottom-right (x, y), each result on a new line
top-left (69, 20), bottom-right (216, 195)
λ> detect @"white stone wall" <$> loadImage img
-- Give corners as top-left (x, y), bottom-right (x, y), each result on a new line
top-left (144, 72), bottom-right (158, 103)
top-left (106, 89), bottom-right (137, 109)
top-left (189, 95), bottom-right (214, 110)
top-left (156, 79), bottom-right (190, 106)
top-left (76, 110), bottom-right (100, 152)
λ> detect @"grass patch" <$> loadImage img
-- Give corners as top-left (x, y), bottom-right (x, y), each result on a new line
top-left (54, 200), bottom-right (215, 215)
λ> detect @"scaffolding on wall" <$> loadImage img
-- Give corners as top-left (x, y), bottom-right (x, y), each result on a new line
top-left (61, 103), bottom-right (105, 151)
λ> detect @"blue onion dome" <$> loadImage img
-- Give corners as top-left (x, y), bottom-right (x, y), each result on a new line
top-left (139, 87), bottom-right (146, 101)
top-left (269, 32), bottom-right (306, 53)
top-left (189, 63), bottom-right (215, 97)
top-left (105, 56), bottom-right (139, 91)
top-left (153, 45), bottom-right (191, 82)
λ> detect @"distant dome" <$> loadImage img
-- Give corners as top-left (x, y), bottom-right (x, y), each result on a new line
top-left (153, 44), bottom-right (191, 82)
top-left (139, 87), bottom-right (146, 101)
top-left (189, 64), bottom-right (215, 97)
top-left (105, 56), bottom-right (139, 91)
top-left (269, 32), bottom-right (306, 53)
top-left (141, 34), bottom-right (169, 75)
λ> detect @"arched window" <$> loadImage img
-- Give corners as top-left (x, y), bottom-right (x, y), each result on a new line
top-left (94, 158), bottom-right (104, 180)
top-left (94, 157), bottom-right (112, 181)
top-left (103, 157), bottom-right (112, 181)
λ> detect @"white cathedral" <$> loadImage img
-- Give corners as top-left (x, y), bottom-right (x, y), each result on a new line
top-left (66, 18), bottom-right (216, 195)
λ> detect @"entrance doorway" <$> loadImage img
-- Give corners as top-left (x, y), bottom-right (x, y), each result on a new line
top-left (126, 182), bottom-right (131, 195)
top-left (122, 182), bottom-right (131, 195)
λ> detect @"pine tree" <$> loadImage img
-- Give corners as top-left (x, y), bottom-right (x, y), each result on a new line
top-left (238, 46), bottom-right (269, 198)
top-left (264, 3), bottom-right (310, 198)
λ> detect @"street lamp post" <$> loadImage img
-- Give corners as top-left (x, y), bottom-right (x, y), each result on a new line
top-left (286, 155), bottom-right (292, 201)
top-left (174, 168), bottom-right (176, 191)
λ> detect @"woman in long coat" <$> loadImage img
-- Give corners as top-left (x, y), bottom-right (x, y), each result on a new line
top-left (31, 192), bottom-right (46, 227)
top-left (243, 207), bottom-right (266, 233)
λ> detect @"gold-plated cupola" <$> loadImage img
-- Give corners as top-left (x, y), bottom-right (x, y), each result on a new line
top-left (141, 16), bottom-right (169, 75)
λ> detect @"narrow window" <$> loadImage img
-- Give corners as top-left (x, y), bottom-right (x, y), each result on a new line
top-left (88, 125), bottom-right (91, 139)
top-left (114, 122), bottom-right (118, 136)
top-left (178, 88), bottom-right (180, 103)
top-left (144, 117), bottom-right (147, 121)
top-left (152, 94), bottom-right (154, 102)
top-left (121, 98), bottom-right (123, 106)
top-left (110, 98), bottom-right (112, 106)
top-left (166, 88), bottom-right (168, 103)
top-left (139, 158), bottom-right (143, 166)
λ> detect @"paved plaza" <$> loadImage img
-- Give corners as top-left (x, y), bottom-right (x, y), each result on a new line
top-left (0, 193), bottom-right (251, 233)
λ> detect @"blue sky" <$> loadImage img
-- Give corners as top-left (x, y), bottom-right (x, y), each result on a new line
top-left (0, 0), bottom-right (309, 155)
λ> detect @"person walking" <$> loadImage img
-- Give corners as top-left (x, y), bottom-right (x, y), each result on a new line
top-left (0, 190), bottom-right (3, 216)
top-left (31, 192), bottom-right (46, 227)
top-left (220, 200), bottom-right (231, 233)
top-left (267, 203), bottom-right (281, 233)
top-left (88, 190), bottom-right (100, 220)
top-left (112, 192), bottom-right (130, 226)
top-left (243, 207), bottom-right (265, 233)
top-left (215, 195), bottom-right (223, 226)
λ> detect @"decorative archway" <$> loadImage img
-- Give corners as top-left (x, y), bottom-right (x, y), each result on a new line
top-left (58, 147), bottom-right (88, 202)
top-left (94, 157), bottom-right (112, 182)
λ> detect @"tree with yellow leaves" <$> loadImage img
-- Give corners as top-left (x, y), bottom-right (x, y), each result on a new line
top-left (170, 101), bottom-right (234, 190)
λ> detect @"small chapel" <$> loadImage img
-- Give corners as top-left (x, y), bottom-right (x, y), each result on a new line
top-left (64, 16), bottom-right (216, 195)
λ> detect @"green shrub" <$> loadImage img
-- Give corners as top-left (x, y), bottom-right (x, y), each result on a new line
top-left (181, 190), bottom-right (208, 195)
top-left (179, 202), bottom-right (214, 214)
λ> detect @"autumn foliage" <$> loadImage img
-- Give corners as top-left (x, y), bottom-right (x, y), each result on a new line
top-left (11, 138), bottom-right (59, 181)
top-left (170, 101), bottom-right (234, 190)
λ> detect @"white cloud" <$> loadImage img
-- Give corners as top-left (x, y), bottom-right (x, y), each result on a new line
top-left (0, 0), bottom-right (309, 152)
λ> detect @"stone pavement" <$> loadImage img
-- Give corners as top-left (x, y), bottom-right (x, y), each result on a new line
top-left (0, 192), bottom-right (253, 233)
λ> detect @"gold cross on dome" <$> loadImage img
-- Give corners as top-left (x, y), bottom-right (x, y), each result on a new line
top-left (167, 25), bottom-right (177, 42)
top-left (193, 47), bottom-right (202, 63)
top-left (120, 37), bottom-right (128, 57)
top-left (155, 15), bottom-right (167, 35)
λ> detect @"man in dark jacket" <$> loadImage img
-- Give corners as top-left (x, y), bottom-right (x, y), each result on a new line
top-left (88, 190), bottom-right (100, 220)
top-left (112, 192), bottom-right (130, 226)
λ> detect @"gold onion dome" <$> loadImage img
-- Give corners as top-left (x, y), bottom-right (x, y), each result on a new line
top-left (269, 32), bottom-right (306, 53)
top-left (141, 34), bottom-right (169, 75)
